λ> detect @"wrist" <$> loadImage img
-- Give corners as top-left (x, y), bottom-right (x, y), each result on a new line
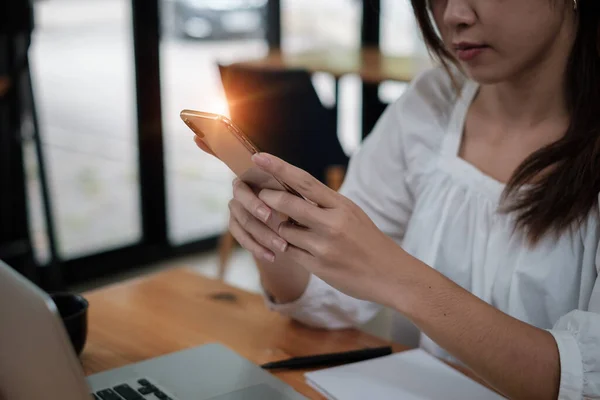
top-left (381, 248), bottom-right (437, 318)
top-left (256, 256), bottom-right (311, 303)
top-left (393, 262), bottom-right (460, 326)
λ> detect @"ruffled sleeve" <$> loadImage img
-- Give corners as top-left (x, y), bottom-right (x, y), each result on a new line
top-left (547, 209), bottom-right (600, 399)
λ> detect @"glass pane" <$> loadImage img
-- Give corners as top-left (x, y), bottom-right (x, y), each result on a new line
top-left (160, 0), bottom-right (269, 244)
top-left (29, 0), bottom-right (140, 259)
top-left (281, 0), bottom-right (362, 155)
top-left (282, 0), bottom-right (361, 53)
top-left (381, 0), bottom-right (426, 57)
top-left (379, 0), bottom-right (429, 104)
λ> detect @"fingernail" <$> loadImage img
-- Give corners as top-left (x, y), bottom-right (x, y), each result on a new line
top-left (252, 153), bottom-right (270, 168)
top-left (273, 238), bottom-right (288, 253)
top-left (232, 178), bottom-right (239, 187)
top-left (256, 207), bottom-right (271, 222)
top-left (264, 252), bottom-right (275, 263)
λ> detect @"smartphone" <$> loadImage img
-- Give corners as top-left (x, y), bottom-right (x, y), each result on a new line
top-left (180, 109), bottom-right (303, 198)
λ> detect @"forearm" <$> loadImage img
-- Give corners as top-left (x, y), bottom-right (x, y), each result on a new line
top-left (393, 261), bottom-right (560, 400)
top-left (255, 255), bottom-right (311, 304)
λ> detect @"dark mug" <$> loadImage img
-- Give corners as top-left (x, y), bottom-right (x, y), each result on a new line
top-left (51, 293), bottom-right (89, 356)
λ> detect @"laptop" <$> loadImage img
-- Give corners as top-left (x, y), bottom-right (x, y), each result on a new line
top-left (0, 261), bottom-right (307, 400)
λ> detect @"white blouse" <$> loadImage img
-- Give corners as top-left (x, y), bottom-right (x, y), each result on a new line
top-left (266, 67), bottom-right (600, 399)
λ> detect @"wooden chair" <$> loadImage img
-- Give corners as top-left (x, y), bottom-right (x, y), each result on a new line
top-left (216, 63), bottom-right (349, 279)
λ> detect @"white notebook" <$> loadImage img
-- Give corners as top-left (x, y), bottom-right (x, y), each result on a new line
top-left (304, 349), bottom-right (505, 400)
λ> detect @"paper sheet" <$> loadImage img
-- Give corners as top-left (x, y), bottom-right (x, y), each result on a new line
top-left (305, 349), bottom-right (505, 400)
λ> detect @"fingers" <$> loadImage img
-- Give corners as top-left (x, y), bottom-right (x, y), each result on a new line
top-left (252, 153), bottom-right (339, 208)
top-left (258, 189), bottom-right (326, 228)
top-left (193, 135), bottom-right (217, 157)
top-left (229, 199), bottom-right (288, 254)
top-left (283, 244), bottom-right (315, 270)
top-left (232, 178), bottom-right (273, 223)
top-left (229, 199), bottom-right (317, 270)
top-left (228, 216), bottom-right (275, 263)
top-left (277, 221), bottom-right (319, 256)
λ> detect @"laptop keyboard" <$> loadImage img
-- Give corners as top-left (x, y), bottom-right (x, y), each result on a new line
top-left (93, 378), bottom-right (174, 400)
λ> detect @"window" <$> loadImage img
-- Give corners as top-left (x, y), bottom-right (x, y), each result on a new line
top-left (29, 0), bottom-right (140, 259)
top-left (160, 0), bottom-right (269, 243)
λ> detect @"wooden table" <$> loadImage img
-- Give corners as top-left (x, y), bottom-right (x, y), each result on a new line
top-left (233, 46), bottom-right (430, 85)
top-left (82, 268), bottom-right (399, 399)
top-left (82, 267), bottom-right (485, 399)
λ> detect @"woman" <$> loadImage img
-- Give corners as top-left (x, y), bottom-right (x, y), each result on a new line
top-left (196, 0), bottom-right (600, 398)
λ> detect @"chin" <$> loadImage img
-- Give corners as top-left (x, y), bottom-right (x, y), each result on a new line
top-left (462, 65), bottom-right (512, 85)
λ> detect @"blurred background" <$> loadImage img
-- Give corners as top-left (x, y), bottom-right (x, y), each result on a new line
top-left (2, 0), bottom-right (428, 304)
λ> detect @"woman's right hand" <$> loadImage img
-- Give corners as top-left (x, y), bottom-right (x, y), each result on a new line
top-left (194, 134), bottom-right (288, 262)
top-left (228, 178), bottom-right (290, 263)
top-left (228, 177), bottom-right (312, 303)
top-left (194, 134), bottom-right (311, 302)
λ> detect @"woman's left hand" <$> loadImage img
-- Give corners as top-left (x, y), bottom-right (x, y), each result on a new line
top-left (252, 153), bottom-right (420, 307)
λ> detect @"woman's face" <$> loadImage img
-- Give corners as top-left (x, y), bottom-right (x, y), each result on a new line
top-left (429, 0), bottom-right (576, 83)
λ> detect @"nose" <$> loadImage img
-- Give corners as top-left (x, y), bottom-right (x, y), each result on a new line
top-left (442, 0), bottom-right (476, 30)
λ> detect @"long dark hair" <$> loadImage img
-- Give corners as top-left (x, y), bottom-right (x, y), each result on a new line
top-left (411, 0), bottom-right (600, 243)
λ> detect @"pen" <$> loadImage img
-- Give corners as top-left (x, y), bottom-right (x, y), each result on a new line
top-left (260, 346), bottom-right (393, 370)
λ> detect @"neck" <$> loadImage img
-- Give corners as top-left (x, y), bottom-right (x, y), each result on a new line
top-left (484, 68), bottom-right (567, 127)
top-left (477, 30), bottom-right (574, 128)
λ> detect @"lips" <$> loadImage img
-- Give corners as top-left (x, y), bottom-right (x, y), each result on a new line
top-left (454, 42), bottom-right (489, 62)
